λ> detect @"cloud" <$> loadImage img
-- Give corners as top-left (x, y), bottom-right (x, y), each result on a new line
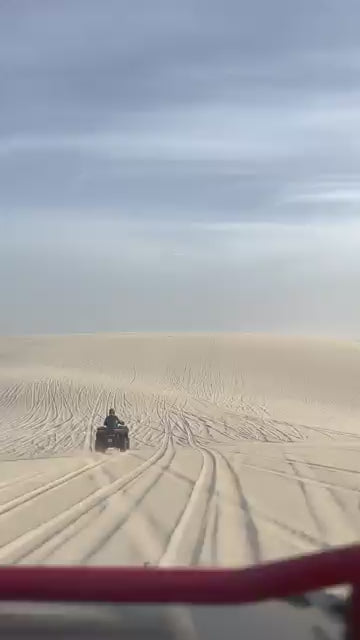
top-left (287, 189), bottom-right (360, 204)
top-left (1, 0), bottom-right (360, 333)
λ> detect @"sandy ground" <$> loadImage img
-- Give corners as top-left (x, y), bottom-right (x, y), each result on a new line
top-left (0, 333), bottom-right (359, 568)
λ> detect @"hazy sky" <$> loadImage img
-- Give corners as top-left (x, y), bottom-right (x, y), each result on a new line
top-left (1, 0), bottom-right (360, 335)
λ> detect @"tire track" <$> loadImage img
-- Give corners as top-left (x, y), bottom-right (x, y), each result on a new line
top-left (85, 389), bottom-right (104, 452)
top-left (160, 417), bottom-right (261, 567)
top-left (0, 431), bottom-right (170, 564)
top-left (236, 460), bottom-right (360, 495)
top-left (0, 458), bottom-right (111, 517)
top-left (285, 458), bottom-right (330, 541)
top-left (231, 449), bottom-right (360, 478)
top-left (80, 435), bottom-right (176, 565)
top-left (166, 418), bottom-right (329, 564)
top-left (215, 451), bottom-right (261, 564)
top-left (0, 471), bottom-right (45, 495)
top-left (19, 462), bottom-right (162, 565)
top-left (159, 444), bottom-right (215, 566)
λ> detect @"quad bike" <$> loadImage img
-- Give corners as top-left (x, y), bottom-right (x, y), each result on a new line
top-left (0, 545), bottom-right (359, 638)
top-left (94, 423), bottom-right (130, 453)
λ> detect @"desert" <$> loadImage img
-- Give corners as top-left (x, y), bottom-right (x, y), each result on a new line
top-left (0, 333), bottom-right (359, 568)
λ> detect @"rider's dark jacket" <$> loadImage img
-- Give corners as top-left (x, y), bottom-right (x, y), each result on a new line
top-left (104, 414), bottom-right (120, 429)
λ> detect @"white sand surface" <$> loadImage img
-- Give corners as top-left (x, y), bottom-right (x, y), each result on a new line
top-left (0, 333), bottom-right (359, 567)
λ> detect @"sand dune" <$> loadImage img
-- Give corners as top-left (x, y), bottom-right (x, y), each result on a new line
top-left (0, 333), bottom-right (359, 568)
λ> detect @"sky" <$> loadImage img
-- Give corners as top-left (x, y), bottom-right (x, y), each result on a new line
top-left (1, 0), bottom-right (360, 335)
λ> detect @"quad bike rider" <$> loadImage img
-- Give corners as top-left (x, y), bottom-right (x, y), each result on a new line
top-left (94, 409), bottom-right (130, 453)
top-left (104, 408), bottom-right (121, 429)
